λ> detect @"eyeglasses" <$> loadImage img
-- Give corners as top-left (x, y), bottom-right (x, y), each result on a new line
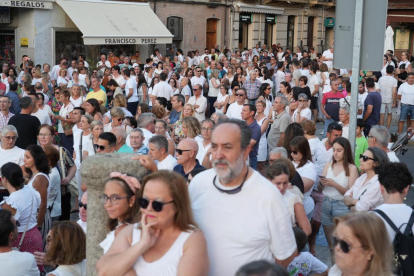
top-left (99, 194), bottom-right (130, 205)
top-left (298, 100), bottom-right (307, 102)
top-left (115, 118), bottom-right (123, 122)
top-left (360, 154), bottom-right (376, 162)
top-left (197, 70), bottom-right (201, 72)
top-left (138, 197), bottom-right (174, 212)
top-left (266, 87), bottom-right (271, 90)
top-left (54, 92), bottom-right (60, 94)
top-left (79, 202), bottom-right (87, 210)
top-left (94, 144), bottom-right (110, 151)
top-left (332, 236), bottom-right (362, 253)
top-left (176, 149), bottom-right (192, 155)
top-left (367, 136), bottom-right (374, 139)
top-left (38, 133), bottom-right (52, 137)
top-left (235, 93), bottom-right (245, 97)
top-left (201, 127), bottom-right (213, 132)
top-left (291, 150), bottom-right (299, 155)
top-left (193, 88), bottom-right (200, 91)
top-left (3, 136), bottom-right (17, 141)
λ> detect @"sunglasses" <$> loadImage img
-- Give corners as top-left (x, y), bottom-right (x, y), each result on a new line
top-left (138, 197), bottom-right (174, 212)
top-left (235, 93), bottom-right (245, 97)
top-left (176, 149), bottom-right (192, 155)
top-left (79, 202), bottom-right (87, 210)
top-left (291, 150), bottom-right (299, 155)
top-left (360, 154), bottom-right (376, 162)
top-left (94, 144), bottom-right (110, 151)
top-left (332, 236), bottom-right (362, 253)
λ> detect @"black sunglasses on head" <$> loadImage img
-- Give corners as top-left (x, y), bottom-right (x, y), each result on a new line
top-left (138, 197), bottom-right (174, 212)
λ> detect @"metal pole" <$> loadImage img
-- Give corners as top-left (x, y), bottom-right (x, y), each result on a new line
top-left (348, 0), bottom-right (364, 154)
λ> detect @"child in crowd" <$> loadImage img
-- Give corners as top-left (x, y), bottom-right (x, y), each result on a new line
top-left (354, 119), bottom-right (368, 169)
top-left (287, 227), bottom-right (328, 276)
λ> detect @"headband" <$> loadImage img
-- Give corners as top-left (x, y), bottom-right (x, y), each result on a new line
top-left (110, 172), bottom-right (140, 194)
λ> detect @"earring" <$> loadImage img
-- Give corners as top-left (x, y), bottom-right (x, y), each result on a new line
top-left (368, 256), bottom-right (372, 261)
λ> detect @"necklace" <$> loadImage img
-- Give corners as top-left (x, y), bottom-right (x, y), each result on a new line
top-left (212, 167), bottom-right (249, 194)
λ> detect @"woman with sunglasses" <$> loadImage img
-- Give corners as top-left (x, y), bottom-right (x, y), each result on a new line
top-left (99, 173), bottom-right (140, 254)
top-left (257, 83), bottom-right (272, 118)
top-left (330, 212), bottom-right (393, 276)
top-left (43, 221), bottom-right (86, 276)
top-left (0, 162), bottom-right (44, 271)
top-left (84, 98), bottom-right (103, 122)
top-left (318, 137), bottom-right (359, 264)
top-left (103, 107), bottom-right (126, 132)
top-left (97, 171), bottom-right (208, 276)
top-left (343, 147), bottom-right (389, 212)
top-left (290, 136), bottom-right (317, 218)
top-left (292, 93), bottom-right (312, 123)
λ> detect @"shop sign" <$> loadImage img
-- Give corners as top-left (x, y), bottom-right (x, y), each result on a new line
top-left (240, 13), bottom-right (252, 24)
top-left (0, 0), bottom-right (53, 9)
top-left (324, 18), bottom-right (335, 27)
top-left (0, 7), bottom-right (10, 23)
top-left (20, 37), bottom-right (28, 47)
top-left (265, 14), bottom-right (276, 24)
top-left (104, 38), bottom-right (158, 44)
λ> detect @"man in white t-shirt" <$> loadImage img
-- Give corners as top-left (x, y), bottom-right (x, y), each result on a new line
top-left (180, 78), bottom-right (192, 103)
top-left (27, 93), bottom-right (51, 125)
top-left (151, 72), bottom-right (173, 104)
top-left (189, 119), bottom-right (296, 276)
top-left (374, 163), bottom-right (413, 242)
top-left (96, 54), bottom-right (111, 74)
top-left (0, 210), bottom-right (39, 276)
top-left (368, 125), bottom-right (399, 162)
top-left (148, 135), bottom-right (177, 170)
top-left (123, 70), bottom-right (139, 114)
top-left (274, 62), bottom-right (286, 92)
top-left (226, 88), bottom-right (247, 120)
top-left (188, 84), bottom-right (207, 122)
top-left (358, 81), bottom-right (368, 119)
top-left (322, 46), bottom-right (334, 71)
top-left (378, 65), bottom-right (397, 129)
top-left (190, 67), bottom-right (206, 91)
top-left (397, 72), bottom-right (414, 134)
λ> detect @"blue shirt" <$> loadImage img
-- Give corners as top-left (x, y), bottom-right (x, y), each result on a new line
top-left (136, 144), bottom-right (149, 155)
top-left (173, 160), bottom-right (204, 179)
top-left (116, 143), bottom-right (134, 153)
top-left (5, 91), bottom-right (21, 114)
top-left (248, 120), bottom-right (261, 158)
top-left (169, 110), bottom-right (181, 125)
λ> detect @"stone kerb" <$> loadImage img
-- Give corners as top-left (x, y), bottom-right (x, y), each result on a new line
top-left (80, 153), bottom-right (149, 276)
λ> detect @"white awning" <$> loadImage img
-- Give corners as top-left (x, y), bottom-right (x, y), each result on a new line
top-left (237, 2), bottom-right (284, 15)
top-left (56, 0), bottom-right (173, 45)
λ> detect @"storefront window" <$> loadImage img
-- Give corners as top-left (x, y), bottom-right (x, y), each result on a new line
top-left (0, 30), bottom-right (15, 67)
top-left (55, 32), bottom-right (136, 69)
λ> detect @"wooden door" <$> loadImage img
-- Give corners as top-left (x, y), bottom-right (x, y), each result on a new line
top-left (206, 19), bottom-right (217, 50)
top-left (307, 17), bottom-right (314, 48)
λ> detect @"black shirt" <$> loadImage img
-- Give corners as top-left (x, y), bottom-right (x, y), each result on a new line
top-left (8, 114), bottom-right (41, 149)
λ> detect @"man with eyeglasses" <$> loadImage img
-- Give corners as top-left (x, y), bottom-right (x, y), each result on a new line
top-left (188, 84), bottom-right (207, 122)
top-left (190, 66), bottom-right (206, 91)
top-left (77, 191), bottom-right (87, 233)
top-left (95, 132), bottom-right (116, 154)
top-left (148, 135), bottom-right (177, 170)
top-left (321, 78), bottom-right (344, 138)
top-left (173, 138), bottom-right (204, 179)
top-left (189, 119), bottom-right (297, 276)
top-left (226, 88), bottom-right (246, 120)
top-left (0, 210), bottom-right (39, 276)
top-left (0, 95), bottom-right (14, 132)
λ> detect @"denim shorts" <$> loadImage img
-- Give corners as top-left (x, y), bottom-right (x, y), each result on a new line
top-left (321, 197), bottom-right (350, 226)
top-left (400, 103), bottom-right (414, 121)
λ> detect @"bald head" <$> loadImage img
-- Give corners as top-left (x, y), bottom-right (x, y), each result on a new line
top-left (111, 126), bottom-right (127, 143)
top-left (176, 138), bottom-right (199, 165)
top-left (179, 138), bottom-right (198, 153)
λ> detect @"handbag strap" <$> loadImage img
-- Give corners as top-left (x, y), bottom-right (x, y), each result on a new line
top-left (79, 131), bottom-right (84, 163)
top-left (18, 188), bottom-right (35, 250)
top-left (59, 147), bottom-right (66, 179)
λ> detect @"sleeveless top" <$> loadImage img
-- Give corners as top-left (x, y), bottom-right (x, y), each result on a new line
top-left (131, 223), bottom-right (193, 276)
top-left (28, 173), bottom-right (51, 199)
top-left (47, 260), bottom-right (86, 276)
top-left (322, 163), bottom-right (349, 201)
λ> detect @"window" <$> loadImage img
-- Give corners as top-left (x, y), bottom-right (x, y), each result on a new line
top-left (287, 16), bottom-right (295, 50)
top-left (167, 16), bottom-right (183, 41)
top-left (307, 17), bottom-right (315, 48)
top-left (0, 30), bottom-right (15, 67)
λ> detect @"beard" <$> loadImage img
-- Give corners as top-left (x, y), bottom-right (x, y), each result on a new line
top-left (212, 153), bottom-right (245, 184)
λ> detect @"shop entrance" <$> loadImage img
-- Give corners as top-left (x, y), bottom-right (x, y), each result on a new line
top-left (0, 30), bottom-right (15, 67)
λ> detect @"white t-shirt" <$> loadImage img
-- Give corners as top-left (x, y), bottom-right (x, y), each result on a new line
top-left (215, 93), bottom-right (228, 114)
top-left (398, 82), bottom-right (414, 105)
top-left (196, 140), bottom-right (211, 164)
top-left (31, 77), bottom-right (43, 86)
top-left (308, 137), bottom-right (320, 162)
top-left (293, 161), bottom-right (317, 215)
top-left (292, 108), bottom-right (311, 122)
top-left (322, 50), bottom-right (333, 67)
top-left (152, 81), bottom-right (173, 101)
top-left (58, 102), bottom-right (74, 133)
top-left (387, 151), bottom-right (399, 162)
top-left (0, 146), bottom-right (24, 190)
top-left (374, 204), bottom-right (414, 242)
top-left (31, 109), bottom-right (51, 125)
top-left (358, 92), bottom-right (368, 118)
top-left (189, 169), bottom-right (297, 276)
top-left (157, 154), bottom-right (177, 171)
top-left (57, 76), bottom-right (68, 86)
top-left (114, 75), bottom-right (125, 88)
top-left (0, 251), bottom-right (39, 276)
top-left (190, 76), bottom-right (206, 89)
top-left (46, 260), bottom-right (86, 276)
top-left (70, 96), bottom-right (86, 107)
top-left (77, 219), bottom-right (87, 233)
top-left (73, 131), bottom-right (91, 167)
top-left (181, 85), bottom-right (191, 98)
top-left (308, 75), bottom-right (320, 97)
top-left (125, 77), bottom-right (139, 103)
top-left (378, 75), bottom-right (397, 104)
top-left (48, 167), bottom-right (62, 218)
top-left (226, 102), bottom-right (243, 120)
top-left (287, 252), bottom-right (328, 276)
top-left (275, 70), bottom-right (286, 92)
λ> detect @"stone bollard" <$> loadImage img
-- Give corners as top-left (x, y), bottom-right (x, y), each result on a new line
top-left (80, 153), bottom-right (149, 276)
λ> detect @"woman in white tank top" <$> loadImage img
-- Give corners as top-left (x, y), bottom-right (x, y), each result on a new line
top-left (317, 137), bottom-right (358, 264)
top-left (97, 171), bottom-right (208, 276)
top-left (24, 145), bottom-right (52, 249)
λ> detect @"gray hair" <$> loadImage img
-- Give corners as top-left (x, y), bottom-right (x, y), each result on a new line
top-left (214, 119), bottom-right (251, 149)
top-left (90, 120), bottom-right (103, 131)
top-left (298, 93), bottom-right (308, 101)
top-left (137, 113), bottom-right (156, 128)
top-left (369, 126), bottom-right (390, 148)
top-left (19, 97), bottom-right (33, 109)
top-left (1, 125), bottom-right (18, 137)
top-left (340, 105), bottom-right (350, 114)
top-left (110, 107), bottom-right (125, 119)
top-left (148, 135), bottom-right (168, 152)
top-left (277, 96), bottom-right (289, 108)
top-left (111, 126), bottom-right (127, 141)
top-left (268, 147), bottom-right (288, 159)
top-left (130, 128), bottom-right (144, 136)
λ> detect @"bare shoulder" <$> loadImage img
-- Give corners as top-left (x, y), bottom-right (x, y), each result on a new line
top-left (183, 229), bottom-right (207, 251)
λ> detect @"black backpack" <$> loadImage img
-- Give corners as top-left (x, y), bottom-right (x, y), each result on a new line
top-left (373, 209), bottom-right (414, 276)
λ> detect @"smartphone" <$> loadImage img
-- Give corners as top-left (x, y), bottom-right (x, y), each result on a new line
top-left (318, 175), bottom-right (326, 179)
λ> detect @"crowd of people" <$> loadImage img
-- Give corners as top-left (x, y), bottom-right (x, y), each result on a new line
top-left (0, 43), bottom-right (414, 276)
